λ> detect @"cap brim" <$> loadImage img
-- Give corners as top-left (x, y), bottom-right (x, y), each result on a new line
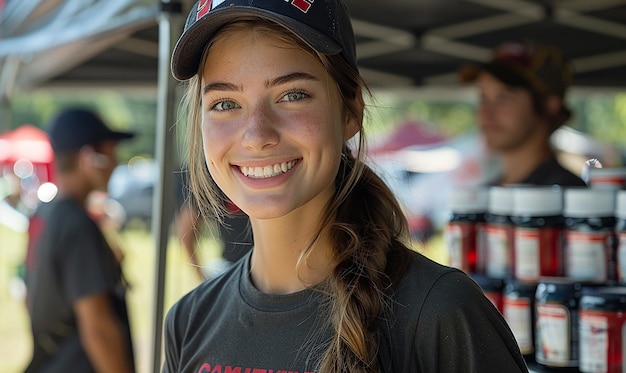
top-left (458, 63), bottom-right (482, 84)
top-left (458, 61), bottom-right (536, 92)
top-left (107, 131), bottom-right (135, 142)
top-left (171, 7), bottom-right (342, 81)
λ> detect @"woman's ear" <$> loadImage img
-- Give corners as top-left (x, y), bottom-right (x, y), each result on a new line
top-left (343, 90), bottom-right (364, 141)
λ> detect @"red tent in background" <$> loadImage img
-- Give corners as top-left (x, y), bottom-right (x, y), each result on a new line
top-left (369, 120), bottom-right (447, 155)
top-left (0, 125), bottom-right (55, 183)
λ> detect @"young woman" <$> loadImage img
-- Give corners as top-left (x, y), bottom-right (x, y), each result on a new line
top-left (163, 1), bottom-right (528, 372)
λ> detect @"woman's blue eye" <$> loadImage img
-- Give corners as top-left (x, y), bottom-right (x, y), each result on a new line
top-left (213, 100), bottom-right (239, 111)
top-left (280, 91), bottom-right (308, 102)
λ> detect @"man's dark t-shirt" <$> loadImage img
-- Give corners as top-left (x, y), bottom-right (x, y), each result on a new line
top-left (24, 197), bottom-right (134, 373)
top-left (521, 156), bottom-right (587, 187)
top-left (493, 156), bottom-right (587, 187)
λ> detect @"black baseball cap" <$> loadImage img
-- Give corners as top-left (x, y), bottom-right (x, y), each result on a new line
top-left (46, 108), bottom-right (135, 153)
top-left (459, 41), bottom-right (573, 98)
top-left (171, 0), bottom-right (358, 81)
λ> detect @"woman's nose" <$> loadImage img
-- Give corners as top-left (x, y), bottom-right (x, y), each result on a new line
top-left (241, 103), bottom-right (280, 150)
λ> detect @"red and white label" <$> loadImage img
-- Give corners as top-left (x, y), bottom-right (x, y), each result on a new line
top-left (579, 313), bottom-right (608, 372)
top-left (503, 297), bottom-right (533, 355)
top-left (485, 224), bottom-right (513, 278)
top-left (565, 230), bottom-right (614, 282)
top-left (536, 304), bottom-right (572, 366)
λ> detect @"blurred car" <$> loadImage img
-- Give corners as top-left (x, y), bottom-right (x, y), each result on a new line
top-left (108, 158), bottom-right (157, 229)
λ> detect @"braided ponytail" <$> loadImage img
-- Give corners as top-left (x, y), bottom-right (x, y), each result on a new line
top-left (314, 55), bottom-right (413, 372)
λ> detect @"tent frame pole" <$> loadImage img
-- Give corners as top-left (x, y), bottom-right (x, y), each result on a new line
top-left (150, 1), bottom-right (183, 372)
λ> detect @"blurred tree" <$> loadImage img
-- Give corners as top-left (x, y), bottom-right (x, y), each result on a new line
top-left (569, 93), bottom-right (626, 147)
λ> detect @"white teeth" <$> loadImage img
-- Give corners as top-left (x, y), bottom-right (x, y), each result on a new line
top-left (240, 161), bottom-right (296, 179)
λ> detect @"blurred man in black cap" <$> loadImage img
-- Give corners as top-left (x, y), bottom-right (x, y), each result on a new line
top-left (24, 108), bottom-right (136, 373)
top-left (460, 40), bottom-right (586, 187)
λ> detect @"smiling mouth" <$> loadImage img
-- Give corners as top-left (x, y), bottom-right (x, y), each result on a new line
top-left (239, 160), bottom-right (297, 179)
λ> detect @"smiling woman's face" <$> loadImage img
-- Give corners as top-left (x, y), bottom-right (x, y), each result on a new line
top-left (199, 26), bottom-right (358, 220)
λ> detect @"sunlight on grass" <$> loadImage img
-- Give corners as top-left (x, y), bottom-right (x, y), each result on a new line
top-left (0, 225), bottom-right (29, 373)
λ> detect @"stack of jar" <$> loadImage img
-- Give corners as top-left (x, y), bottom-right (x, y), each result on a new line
top-left (445, 185), bottom-right (626, 372)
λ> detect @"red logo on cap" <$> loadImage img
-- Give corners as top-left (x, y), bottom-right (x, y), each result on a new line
top-left (291, 0), bottom-right (313, 13)
top-left (197, 0), bottom-right (211, 20)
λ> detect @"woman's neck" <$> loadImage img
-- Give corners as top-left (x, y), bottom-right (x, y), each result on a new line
top-left (248, 215), bottom-right (334, 295)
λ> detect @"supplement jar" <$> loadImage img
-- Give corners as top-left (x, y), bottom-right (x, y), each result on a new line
top-left (535, 277), bottom-right (583, 368)
top-left (587, 167), bottom-right (626, 190)
top-left (503, 279), bottom-right (537, 356)
top-left (512, 187), bottom-right (564, 283)
top-left (444, 187), bottom-right (488, 273)
top-left (485, 186), bottom-right (515, 279)
top-left (579, 287), bottom-right (626, 373)
top-left (563, 188), bottom-right (617, 283)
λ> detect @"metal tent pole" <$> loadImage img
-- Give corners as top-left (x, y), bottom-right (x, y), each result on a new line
top-left (150, 1), bottom-right (183, 372)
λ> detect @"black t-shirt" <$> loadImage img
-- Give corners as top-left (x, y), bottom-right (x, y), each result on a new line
top-left (163, 250), bottom-right (528, 372)
top-left (521, 156), bottom-right (587, 187)
top-left (492, 156), bottom-right (587, 187)
top-left (24, 197), bottom-right (134, 373)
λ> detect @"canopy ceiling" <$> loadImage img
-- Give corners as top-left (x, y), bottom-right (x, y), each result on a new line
top-left (1, 0), bottom-right (626, 97)
top-left (350, 0), bottom-right (626, 88)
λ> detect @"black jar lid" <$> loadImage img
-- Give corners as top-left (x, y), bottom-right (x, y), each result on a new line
top-left (580, 287), bottom-right (626, 312)
top-left (536, 277), bottom-right (584, 302)
top-left (504, 279), bottom-right (537, 296)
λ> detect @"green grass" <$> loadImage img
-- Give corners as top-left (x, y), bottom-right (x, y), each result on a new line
top-left (0, 224), bottom-right (221, 373)
top-left (0, 225), bottom-right (29, 373)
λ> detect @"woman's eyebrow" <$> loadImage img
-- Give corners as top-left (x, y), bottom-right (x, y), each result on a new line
top-left (203, 81), bottom-right (242, 95)
top-left (266, 72), bottom-right (319, 88)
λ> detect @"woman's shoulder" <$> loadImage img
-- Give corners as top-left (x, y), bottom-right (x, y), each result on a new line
top-left (391, 249), bottom-right (490, 319)
top-left (382, 250), bottom-right (528, 372)
top-left (397, 250), bottom-right (466, 292)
